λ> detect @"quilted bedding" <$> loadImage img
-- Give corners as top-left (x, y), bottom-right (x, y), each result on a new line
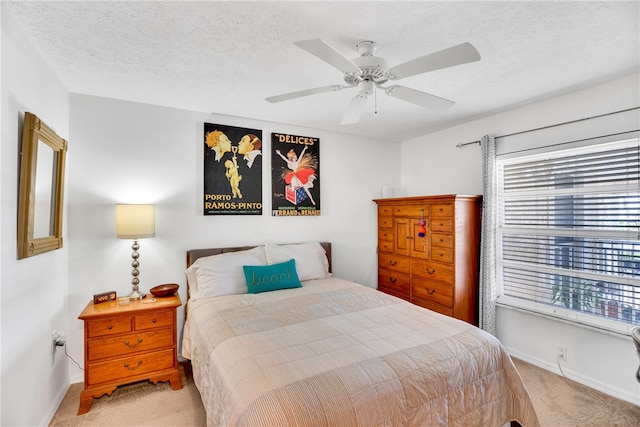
top-left (183, 277), bottom-right (539, 427)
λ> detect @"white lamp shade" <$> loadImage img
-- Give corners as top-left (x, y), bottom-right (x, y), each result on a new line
top-left (115, 204), bottom-right (155, 239)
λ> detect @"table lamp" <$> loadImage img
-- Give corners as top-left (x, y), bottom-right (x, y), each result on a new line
top-left (115, 204), bottom-right (155, 299)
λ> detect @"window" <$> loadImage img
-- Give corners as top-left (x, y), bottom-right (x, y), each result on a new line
top-left (496, 137), bottom-right (640, 332)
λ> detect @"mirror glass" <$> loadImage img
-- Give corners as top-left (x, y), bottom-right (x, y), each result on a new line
top-left (33, 140), bottom-right (55, 238)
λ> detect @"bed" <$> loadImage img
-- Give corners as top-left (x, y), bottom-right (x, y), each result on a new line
top-left (182, 242), bottom-right (539, 427)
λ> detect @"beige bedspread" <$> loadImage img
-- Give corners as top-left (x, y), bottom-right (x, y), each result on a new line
top-left (183, 277), bottom-right (539, 427)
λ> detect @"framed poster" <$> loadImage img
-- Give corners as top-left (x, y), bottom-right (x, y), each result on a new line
top-left (271, 132), bottom-right (320, 216)
top-left (203, 123), bottom-right (262, 215)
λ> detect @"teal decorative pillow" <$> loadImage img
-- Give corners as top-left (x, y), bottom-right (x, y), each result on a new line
top-left (243, 259), bottom-right (302, 294)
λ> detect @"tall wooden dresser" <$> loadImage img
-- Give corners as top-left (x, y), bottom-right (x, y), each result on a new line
top-left (373, 195), bottom-right (482, 325)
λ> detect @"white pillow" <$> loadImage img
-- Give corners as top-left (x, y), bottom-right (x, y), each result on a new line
top-left (264, 242), bottom-right (331, 281)
top-left (185, 246), bottom-right (267, 299)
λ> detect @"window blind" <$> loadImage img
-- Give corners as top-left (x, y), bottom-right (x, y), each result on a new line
top-left (497, 138), bottom-right (640, 328)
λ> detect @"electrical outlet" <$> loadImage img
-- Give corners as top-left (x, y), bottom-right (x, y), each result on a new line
top-left (51, 330), bottom-right (66, 352)
top-left (51, 330), bottom-right (59, 353)
top-left (557, 345), bottom-right (568, 361)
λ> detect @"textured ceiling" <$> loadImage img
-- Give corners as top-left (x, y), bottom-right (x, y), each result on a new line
top-left (4, 1), bottom-right (639, 142)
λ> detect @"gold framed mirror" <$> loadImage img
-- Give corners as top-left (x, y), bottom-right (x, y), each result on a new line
top-left (17, 112), bottom-right (68, 259)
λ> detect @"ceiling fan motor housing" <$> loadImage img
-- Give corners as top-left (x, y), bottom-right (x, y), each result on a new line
top-left (344, 41), bottom-right (390, 86)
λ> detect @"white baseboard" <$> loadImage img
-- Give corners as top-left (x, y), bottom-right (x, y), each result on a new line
top-left (42, 382), bottom-right (70, 426)
top-left (506, 346), bottom-right (640, 407)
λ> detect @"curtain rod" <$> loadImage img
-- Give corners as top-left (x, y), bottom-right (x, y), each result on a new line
top-left (455, 106), bottom-right (640, 148)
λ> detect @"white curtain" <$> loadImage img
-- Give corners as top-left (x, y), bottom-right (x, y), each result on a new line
top-left (478, 134), bottom-right (497, 335)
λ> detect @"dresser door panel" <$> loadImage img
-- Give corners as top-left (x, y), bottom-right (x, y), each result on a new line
top-left (394, 218), bottom-right (411, 256)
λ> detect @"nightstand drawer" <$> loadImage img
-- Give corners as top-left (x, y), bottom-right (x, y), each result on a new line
top-left (87, 316), bottom-right (132, 338)
top-left (86, 348), bottom-right (175, 385)
top-left (87, 328), bottom-right (175, 361)
top-left (135, 310), bottom-right (174, 330)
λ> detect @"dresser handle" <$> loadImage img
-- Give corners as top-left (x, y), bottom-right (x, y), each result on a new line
top-left (152, 319), bottom-right (157, 323)
top-left (124, 360), bottom-right (143, 370)
top-left (124, 338), bottom-right (143, 348)
top-left (389, 260), bottom-right (397, 266)
top-left (439, 223), bottom-right (443, 227)
top-left (390, 277), bottom-right (397, 283)
top-left (425, 268), bottom-right (436, 274)
top-left (107, 325), bottom-right (113, 330)
top-left (426, 288), bottom-right (435, 295)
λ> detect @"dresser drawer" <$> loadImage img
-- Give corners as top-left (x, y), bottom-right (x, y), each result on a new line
top-left (431, 233), bottom-right (453, 248)
top-left (431, 204), bottom-right (453, 217)
top-left (378, 205), bottom-right (394, 217)
top-left (378, 253), bottom-right (410, 272)
top-left (412, 298), bottom-right (454, 317)
top-left (393, 205), bottom-right (426, 218)
top-left (378, 240), bottom-right (394, 253)
top-left (87, 328), bottom-right (175, 361)
top-left (378, 268), bottom-right (410, 299)
top-left (411, 259), bottom-right (454, 283)
top-left (378, 227), bottom-right (394, 242)
top-left (431, 217), bottom-right (454, 232)
top-left (412, 278), bottom-right (453, 308)
top-left (378, 215), bottom-right (393, 228)
top-left (86, 348), bottom-right (175, 386)
top-left (135, 310), bottom-right (174, 330)
top-left (87, 316), bottom-right (132, 338)
top-left (431, 247), bottom-right (454, 263)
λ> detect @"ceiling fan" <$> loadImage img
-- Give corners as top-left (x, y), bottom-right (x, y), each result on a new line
top-left (266, 38), bottom-right (480, 125)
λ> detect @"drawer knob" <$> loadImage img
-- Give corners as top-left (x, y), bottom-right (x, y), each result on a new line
top-left (152, 319), bottom-right (157, 323)
top-left (107, 325), bottom-right (113, 330)
top-left (389, 260), bottom-right (397, 266)
top-left (426, 288), bottom-right (436, 295)
top-left (390, 277), bottom-right (397, 283)
top-left (124, 360), bottom-right (143, 370)
top-left (124, 338), bottom-right (143, 348)
top-left (425, 268), bottom-right (436, 275)
top-left (439, 223), bottom-right (443, 226)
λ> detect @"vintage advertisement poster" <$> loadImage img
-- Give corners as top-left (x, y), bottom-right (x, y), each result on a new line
top-left (203, 123), bottom-right (262, 215)
top-left (271, 132), bottom-right (320, 216)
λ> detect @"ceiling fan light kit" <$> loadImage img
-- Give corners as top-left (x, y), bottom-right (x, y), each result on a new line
top-left (267, 38), bottom-right (481, 124)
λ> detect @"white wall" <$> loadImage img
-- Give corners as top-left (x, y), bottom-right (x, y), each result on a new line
top-left (1, 6), bottom-right (70, 426)
top-left (400, 73), bottom-right (640, 405)
top-left (65, 94), bottom-right (400, 383)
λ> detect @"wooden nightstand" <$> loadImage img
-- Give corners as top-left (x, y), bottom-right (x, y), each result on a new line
top-left (77, 294), bottom-right (182, 415)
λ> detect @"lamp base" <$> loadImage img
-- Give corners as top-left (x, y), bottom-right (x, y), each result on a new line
top-left (128, 289), bottom-right (147, 300)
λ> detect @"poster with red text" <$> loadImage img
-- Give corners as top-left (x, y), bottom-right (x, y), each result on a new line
top-left (271, 132), bottom-right (321, 216)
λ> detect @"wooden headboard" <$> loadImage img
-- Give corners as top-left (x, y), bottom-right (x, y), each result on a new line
top-left (186, 242), bottom-right (332, 273)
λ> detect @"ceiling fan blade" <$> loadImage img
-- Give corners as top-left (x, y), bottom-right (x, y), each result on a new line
top-left (266, 85), bottom-right (347, 103)
top-left (384, 85), bottom-right (455, 110)
top-left (389, 42), bottom-right (480, 80)
top-left (341, 95), bottom-right (368, 125)
top-left (294, 38), bottom-right (362, 74)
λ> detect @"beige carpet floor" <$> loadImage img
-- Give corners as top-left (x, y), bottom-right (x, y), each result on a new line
top-left (50, 359), bottom-right (640, 426)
